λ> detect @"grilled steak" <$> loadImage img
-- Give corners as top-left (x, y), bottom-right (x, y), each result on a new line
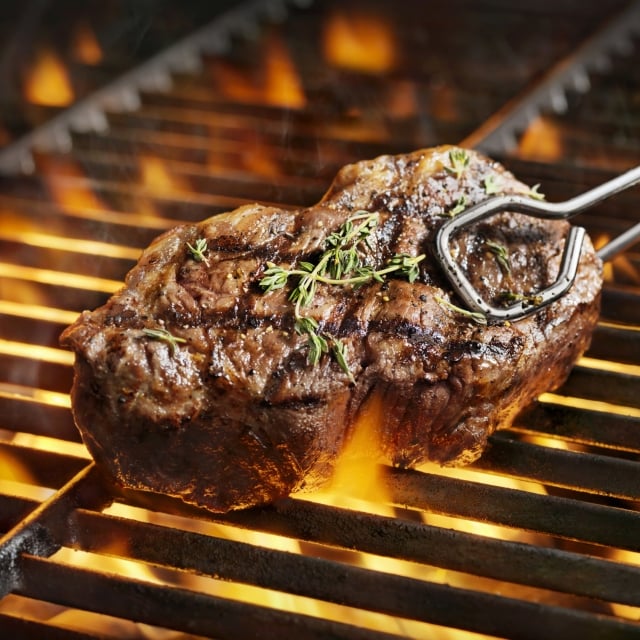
top-left (60, 146), bottom-right (602, 512)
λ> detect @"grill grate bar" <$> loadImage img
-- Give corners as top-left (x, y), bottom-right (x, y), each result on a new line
top-left (0, 443), bottom-right (86, 490)
top-left (601, 287), bottom-right (640, 325)
top-left (193, 495), bottom-right (640, 607)
top-left (385, 467), bottom-right (640, 552)
top-left (587, 323), bottom-right (640, 366)
top-left (17, 554), bottom-right (409, 640)
top-left (555, 365), bottom-right (640, 408)
top-left (29, 508), bottom-right (634, 640)
top-left (516, 402), bottom-right (640, 452)
top-left (0, 614), bottom-right (102, 640)
top-left (0, 496), bottom-right (40, 533)
top-left (474, 434), bottom-right (640, 500)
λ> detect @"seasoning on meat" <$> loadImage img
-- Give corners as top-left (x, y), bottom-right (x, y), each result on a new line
top-left (60, 146), bottom-right (602, 513)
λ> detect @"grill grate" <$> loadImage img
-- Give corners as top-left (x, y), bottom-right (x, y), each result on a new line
top-left (1, 1), bottom-right (640, 638)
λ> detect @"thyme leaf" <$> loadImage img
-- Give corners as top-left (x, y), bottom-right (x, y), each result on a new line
top-left (186, 238), bottom-right (210, 265)
top-left (499, 291), bottom-right (544, 307)
top-left (435, 296), bottom-right (487, 325)
top-left (331, 337), bottom-right (355, 384)
top-left (483, 174), bottom-right (502, 195)
top-left (142, 327), bottom-right (187, 355)
top-left (260, 262), bottom-right (290, 292)
top-left (484, 240), bottom-right (511, 276)
top-left (440, 195), bottom-right (468, 218)
top-left (521, 183), bottom-right (545, 200)
top-left (445, 148), bottom-right (470, 179)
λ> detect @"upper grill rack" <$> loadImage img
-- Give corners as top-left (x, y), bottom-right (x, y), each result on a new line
top-left (1, 0), bottom-right (640, 638)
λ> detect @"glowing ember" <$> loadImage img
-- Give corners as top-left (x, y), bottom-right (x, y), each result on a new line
top-left (24, 49), bottom-right (74, 107)
top-left (323, 11), bottom-right (396, 74)
top-left (71, 22), bottom-right (103, 65)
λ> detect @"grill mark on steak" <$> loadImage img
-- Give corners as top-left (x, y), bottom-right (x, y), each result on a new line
top-left (60, 146), bottom-right (602, 512)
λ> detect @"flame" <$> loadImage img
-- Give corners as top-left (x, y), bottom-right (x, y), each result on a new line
top-left (210, 31), bottom-right (305, 108)
top-left (39, 157), bottom-right (107, 212)
top-left (24, 49), bottom-right (74, 107)
top-left (323, 11), bottom-right (396, 74)
top-left (518, 116), bottom-right (563, 161)
top-left (593, 233), bottom-right (640, 285)
top-left (242, 144), bottom-right (281, 177)
top-left (306, 389), bottom-right (392, 512)
top-left (71, 22), bottom-right (103, 65)
top-left (33, 158), bottom-right (172, 231)
top-left (263, 32), bottom-right (306, 109)
top-left (135, 155), bottom-right (191, 219)
top-left (139, 156), bottom-right (185, 197)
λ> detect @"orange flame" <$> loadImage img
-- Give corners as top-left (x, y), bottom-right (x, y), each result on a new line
top-left (593, 233), bottom-right (640, 285)
top-left (211, 31), bottom-right (305, 108)
top-left (133, 155), bottom-right (192, 220)
top-left (263, 32), bottom-right (306, 109)
top-left (323, 11), bottom-right (396, 74)
top-left (72, 22), bottom-right (103, 65)
top-left (306, 389), bottom-right (392, 513)
top-left (518, 116), bottom-right (563, 161)
top-left (138, 155), bottom-right (188, 197)
top-left (38, 156), bottom-right (106, 211)
top-left (24, 49), bottom-right (74, 107)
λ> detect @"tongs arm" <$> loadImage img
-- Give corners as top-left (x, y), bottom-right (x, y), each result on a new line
top-left (434, 165), bottom-right (640, 322)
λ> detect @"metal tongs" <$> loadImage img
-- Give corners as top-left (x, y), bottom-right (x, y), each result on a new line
top-left (434, 165), bottom-right (640, 322)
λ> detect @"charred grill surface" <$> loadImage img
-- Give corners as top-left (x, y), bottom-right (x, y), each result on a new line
top-left (60, 146), bottom-right (602, 512)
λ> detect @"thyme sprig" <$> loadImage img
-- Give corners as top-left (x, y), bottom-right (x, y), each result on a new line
top-left (520, 183), bottom-right (545, 200)
top-left (186, 237), bottom-right (210, 265)
top-left (483, 174), bottom-right (502, 195)
top-left (259, 211), bottom-right (426, 380)
top-left (499, 291), bottom-right (544, 307)
top-left (485, 240), bottom-right (511, 276)
top-left (435, 296), bottom-right (487, 325)
top-left (142, 327), bottom-right (187, 355)
top-left (439, 195), bottom-right (468, 218)
top-left (445, 148), bottom-right (470, 179)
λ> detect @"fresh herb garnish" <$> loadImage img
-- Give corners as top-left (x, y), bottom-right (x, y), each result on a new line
top-left (440, 195), bottom-right (468, 218)
top-left (445, 148), bottom-right (470, 179)
top-left (499, 291), bottom-right (544, 307)
top-left (331, 337), bottom-right (354, 384)
top-left (142, 327), bottom-right (187, 355)
top-left (435, 296), bottom-right (487, 325)
top-left (483, 174), bottom-right (502, 195)
top-left (260, 211), bottom-right (426, 379)
top-left (186, 238), bottom-right (210, 265)
top-left (520, 183), bottom-right (545, 200)
top-left (485, 240), bottom-right (511, 276)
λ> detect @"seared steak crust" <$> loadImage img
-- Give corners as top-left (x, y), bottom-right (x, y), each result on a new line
top-left (60, 146), bottom-right (602, 512)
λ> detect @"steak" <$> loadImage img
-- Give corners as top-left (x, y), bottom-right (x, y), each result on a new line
top-left (60, 146), bottom-right (602, 512)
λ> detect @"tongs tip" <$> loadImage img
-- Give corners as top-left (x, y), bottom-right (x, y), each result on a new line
top-left (434, 165), bottom-right (640, 323)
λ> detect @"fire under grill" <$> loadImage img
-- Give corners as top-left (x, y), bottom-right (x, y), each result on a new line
top-left (1, 0), bottom-right (640, 637)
